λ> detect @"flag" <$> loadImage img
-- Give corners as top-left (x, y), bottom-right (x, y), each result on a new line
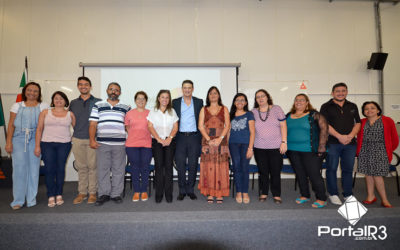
top-left (0, 96), bottom-right (5, 126)
top-left (15, 68), bottom-right (27, 102)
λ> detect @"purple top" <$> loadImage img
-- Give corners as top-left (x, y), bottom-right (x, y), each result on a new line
top-left (252, 105), bottom-right (286, 149)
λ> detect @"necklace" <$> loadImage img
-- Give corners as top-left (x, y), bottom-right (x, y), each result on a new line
top-left (258, 106), bottom-right (270, 122)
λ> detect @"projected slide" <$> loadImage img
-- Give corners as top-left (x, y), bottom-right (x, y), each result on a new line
top-left (84, 65), bottom-right (238, 109)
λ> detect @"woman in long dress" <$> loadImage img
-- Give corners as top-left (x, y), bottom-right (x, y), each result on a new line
top-left (198, 86), bottom-right (231, 204)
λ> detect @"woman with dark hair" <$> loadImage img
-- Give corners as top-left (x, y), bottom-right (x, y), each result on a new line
top-left (286, 94), bottom-right (329, 208)
top-left (35, 91), bottom-right (76, 207)
top-left (5, 82), bottom-right (49, 210)
top-left (198, 86), bottom-right (231, 203)
top-left (252, 89), bottom-right (287, 204)
top-left (357, 101), bottom-right (399, 208)
top-left (147, 90), bottom-right (178, 203)
top-left (125, 91), bottom-right (152, 202)
top-left (229, 93), bottom-right (255, 203)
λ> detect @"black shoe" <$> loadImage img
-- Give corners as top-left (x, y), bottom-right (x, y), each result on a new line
top-left (188, 193), bottom-right (197, 200)
top-left (155, 196), bottom-right (163, 203)
top-left (111, 196), bottom-right (123, 204)
top-left (177, 194), bottom-right (186, 201)
top-left (95, 195), bottom-right (110, 206)
top-left (166, 196), bottom-right (173, 203)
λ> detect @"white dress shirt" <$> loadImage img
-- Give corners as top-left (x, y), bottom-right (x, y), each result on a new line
top-left (147, 108), bottom-right (179, 139)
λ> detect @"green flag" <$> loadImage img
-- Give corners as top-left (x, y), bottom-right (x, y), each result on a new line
top-left (0, 97), bottom-right (5, 126)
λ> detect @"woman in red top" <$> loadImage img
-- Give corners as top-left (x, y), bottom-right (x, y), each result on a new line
top-left (125, 91), bottom-right (152, 202)
top-left (356, 101), bottom-right (399, 208)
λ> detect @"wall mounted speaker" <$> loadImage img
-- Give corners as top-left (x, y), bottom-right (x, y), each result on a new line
top-left (367, 52), bottom-right (388, 70)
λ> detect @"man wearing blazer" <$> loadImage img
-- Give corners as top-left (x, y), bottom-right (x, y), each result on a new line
top-left (172, 80), bottom-right (204, 201)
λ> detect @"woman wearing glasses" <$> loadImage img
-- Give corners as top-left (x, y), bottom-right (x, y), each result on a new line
top-left (252, 89), bottom-right (287, 204)
top-left (229, 93), bottom-right (255, 204)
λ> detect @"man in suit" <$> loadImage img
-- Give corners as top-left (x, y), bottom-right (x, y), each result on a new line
top-left (172, 80), bottom-right (203, 200)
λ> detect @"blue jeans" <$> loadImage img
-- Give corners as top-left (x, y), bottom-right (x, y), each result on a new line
top-left (326, 143), bottom-right (356, 197)
top-left (229, 143), bottom-right (250, 193)
top-left (11, 132), bottom-right (41, 207)
top-left (41, 142), bottom-right (72, 197)
top-left (126, 147), bottom-right (153, 193)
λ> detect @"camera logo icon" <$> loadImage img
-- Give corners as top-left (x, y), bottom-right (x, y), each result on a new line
top-left (337, 196), bottom-right (368, 225)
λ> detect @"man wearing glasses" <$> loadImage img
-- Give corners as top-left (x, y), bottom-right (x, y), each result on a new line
top-left (89, 82), bottom-right (131, 206)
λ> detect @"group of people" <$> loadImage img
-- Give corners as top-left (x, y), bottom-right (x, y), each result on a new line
top-left (5, 78), bottom-right (399, 210)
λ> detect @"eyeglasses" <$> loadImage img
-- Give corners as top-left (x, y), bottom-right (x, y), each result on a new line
top-left (256, 94), bottom-right (266, 99)
top-left (108, 88), bottom-right (120, 93)
top-left (235, 99), bottom-right (246, 103)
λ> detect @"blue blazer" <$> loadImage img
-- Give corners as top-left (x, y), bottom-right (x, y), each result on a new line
top-left (172, 96), bottom-right (203, 132)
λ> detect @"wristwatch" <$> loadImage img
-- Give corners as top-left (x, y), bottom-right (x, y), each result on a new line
top-left (220, 136), bottom-right (225, 139)
top-left (281, 141), bottom-right (287, 144)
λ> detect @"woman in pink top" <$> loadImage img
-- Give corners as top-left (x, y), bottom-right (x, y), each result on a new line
top-left (35, 91), bottom-right (76, 207)
top-left (125, 91), bottom-right (152, 202)
top-left (252, 89), bottom-right (287, 204)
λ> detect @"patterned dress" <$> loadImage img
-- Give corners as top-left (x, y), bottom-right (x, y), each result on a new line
top-left (358, 118), bottom-right (389, 176)
top-left (198, 106), bottom-right (230, 197)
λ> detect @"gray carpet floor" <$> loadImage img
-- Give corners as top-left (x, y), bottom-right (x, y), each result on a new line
top-left (1, 178), bottom-right (400, 249)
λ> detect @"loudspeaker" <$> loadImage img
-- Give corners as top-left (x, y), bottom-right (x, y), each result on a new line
top-left (367, 52), bottom-right (388, 70)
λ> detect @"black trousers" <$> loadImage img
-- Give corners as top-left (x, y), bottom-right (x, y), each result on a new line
top-left (175, 133), bottom-right (201, 195)
top-left (286, 150), bottom-right (327, 201)
top-left (152, 139), bottom-right (176, 199)
top-left (254, 148), bottom-right (283, 197)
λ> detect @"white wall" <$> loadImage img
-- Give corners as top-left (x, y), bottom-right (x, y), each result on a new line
top-left (0, 0), bottom-right (399, 180)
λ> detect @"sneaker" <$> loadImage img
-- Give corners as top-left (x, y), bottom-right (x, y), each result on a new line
top-left (132, 192), bottom-right (140, 202)
top-left (141, 192), bottom-right (148, 201)
top-left (87, 194), bottom-right (97, 204)
top-left (73, 194), bottom-right (87, 204)
top-left (329, 195), bottom-right (343, 205)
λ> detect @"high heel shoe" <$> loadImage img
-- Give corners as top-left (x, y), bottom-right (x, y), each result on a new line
top-left (362, 197), bottom-right (377, 205)
top-left (381, 202), bottom-right (393, 208)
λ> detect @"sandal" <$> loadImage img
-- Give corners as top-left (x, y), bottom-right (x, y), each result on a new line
top-left (12, 205), bottom-right (22, 210)
top-left (236, 194), bottom-right (243, 204)
top-left (243, 194), bottom-right (250, 204)
top-left (296, 197), bottom-right (310, 204)
top-left (216, 198), bottom-right (223, 204)
top-left (312, 201), bottom-right (327, 208)
top-left (56, 195), bottom-right (64, 206)
top-left (207, 196), bottom-right (214, 204)
top-left (273, 197), bottom-right (282, 204)
top-left (48, 197), bottom-right (56, 208)
top-left (259, 195), bottom-right (267, 202)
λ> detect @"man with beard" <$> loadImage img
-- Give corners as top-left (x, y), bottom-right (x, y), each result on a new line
top-left (320, 83), bottom-right (361, 205)
top-left (70, 76), bottom-right (101, 204)
top-left (89, 82), bottom-right (131, 206)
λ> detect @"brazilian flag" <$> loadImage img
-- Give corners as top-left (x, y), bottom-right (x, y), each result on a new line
top-left (0, 98), bottom-right (4, 126)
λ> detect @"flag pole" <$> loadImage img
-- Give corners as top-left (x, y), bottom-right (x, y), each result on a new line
top-left (0, 94), bottom-right (7, 157)
top-left (25, 56), bottom-right (28, 81)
